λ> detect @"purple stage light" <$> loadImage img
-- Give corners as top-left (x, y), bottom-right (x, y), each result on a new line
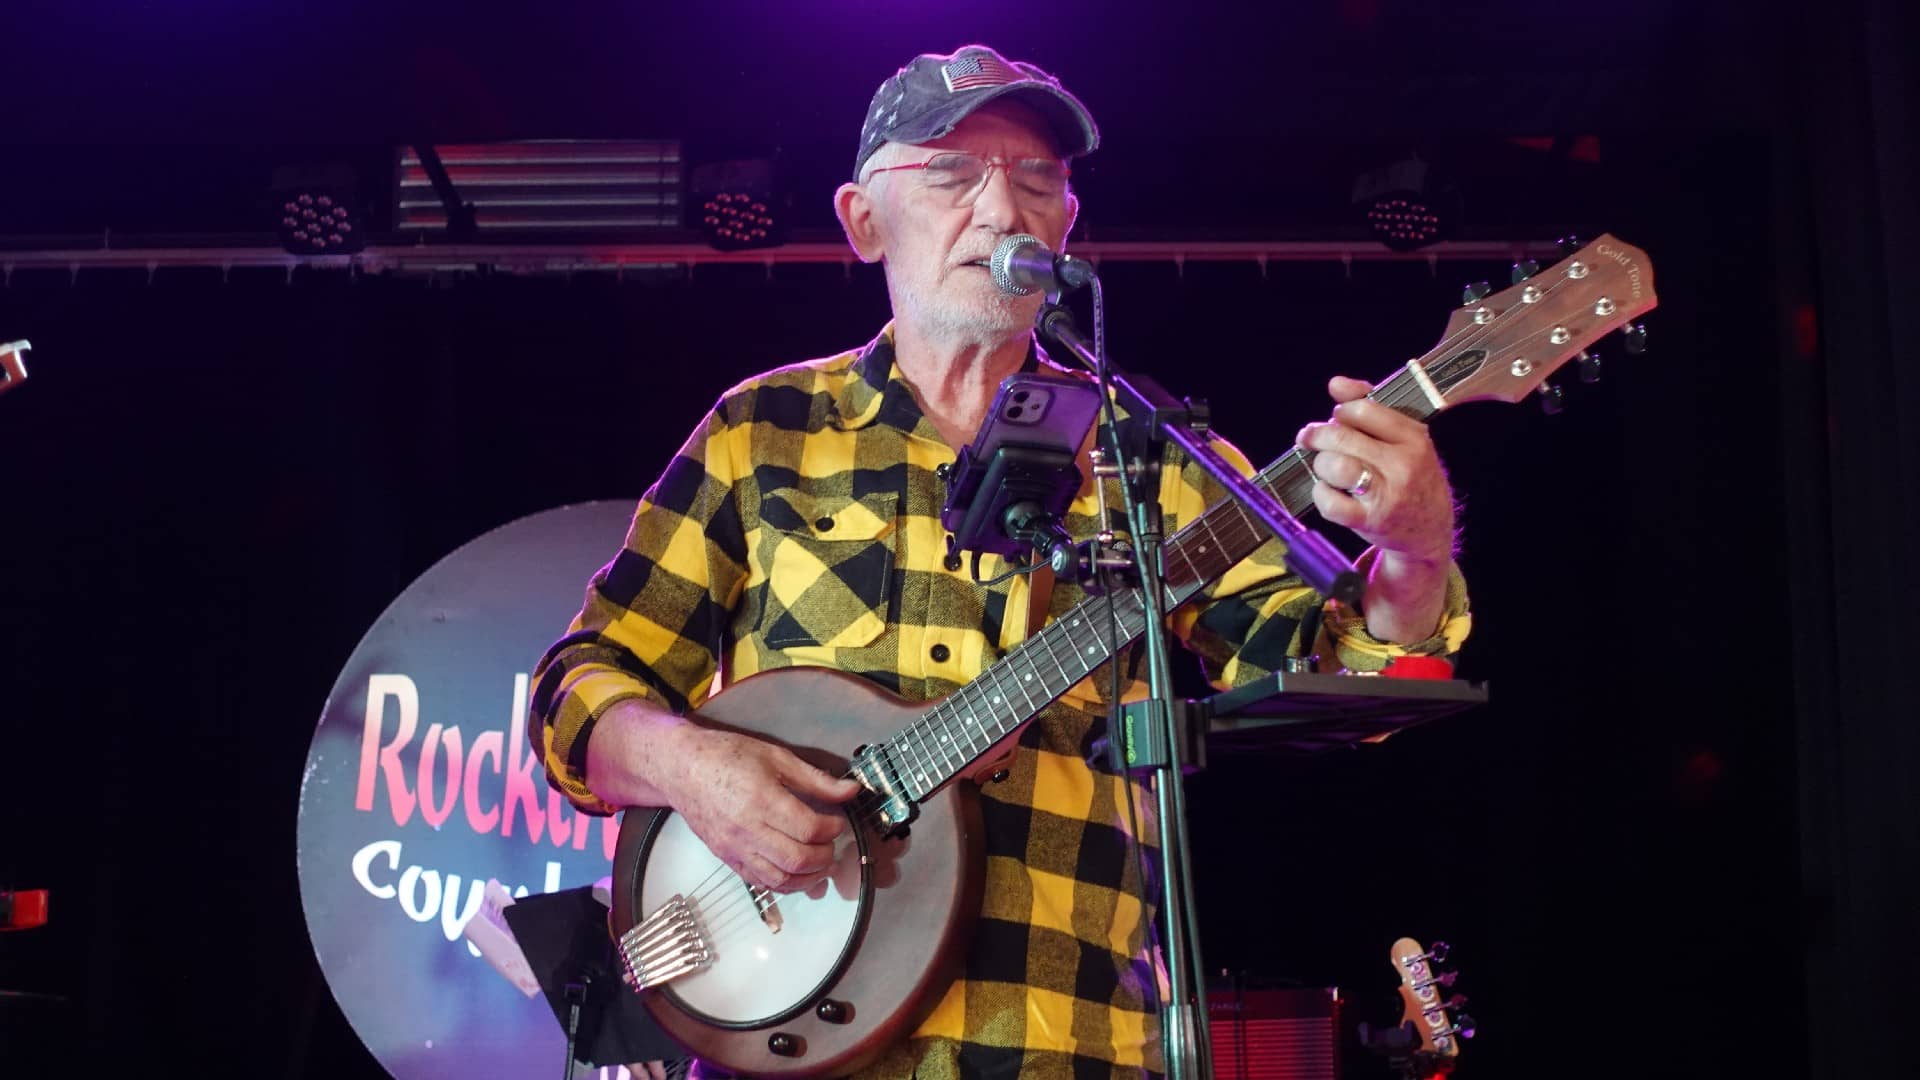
top-left (271, 163), bottom-right (368, 255)
top-left (689, 159), bottom-right (783, 251)
top-left (1351, 156), bottom-right (1459, 253)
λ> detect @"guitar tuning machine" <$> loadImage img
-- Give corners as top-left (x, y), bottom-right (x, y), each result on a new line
top-left (1460, 280), bottom-right (1491, 305)
top-left (1538, 382), bottom-right (1566, 415)
top-left (1442, 1013), bottom-right (1478, 1040)
top-left (1511, 258), bottom-right (1540, 284)
top-left (1411, 968), bottom-right (1458, 991)
top-left (1623, 321), bottom-right (1649, 355)
top-left (1422, 941), bottom-right (1451, 963)
top-left (1577, 350), bottom-right (1603, 384)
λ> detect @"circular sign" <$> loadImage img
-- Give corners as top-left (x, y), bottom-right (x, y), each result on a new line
top-left (297, 500), bottom-right (640, 1078)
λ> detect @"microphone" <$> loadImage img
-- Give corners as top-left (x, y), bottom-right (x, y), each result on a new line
top-left (988, 234), bottom-right (1097, 296)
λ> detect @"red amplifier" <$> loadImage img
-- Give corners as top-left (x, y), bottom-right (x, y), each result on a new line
top-left (1206, 985), bottom-right (1342, 1080)
top-left (0, 889), bottom-right (50, 931)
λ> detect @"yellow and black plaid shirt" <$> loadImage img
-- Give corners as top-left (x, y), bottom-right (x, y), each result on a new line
top-left (530, 326), bottom-right (1470, 1079)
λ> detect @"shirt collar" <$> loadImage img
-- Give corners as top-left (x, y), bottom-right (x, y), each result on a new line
top-left (834, 322), bottom-right (1067, 439)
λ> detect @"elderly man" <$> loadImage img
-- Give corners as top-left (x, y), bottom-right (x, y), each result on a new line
top-left (530, 44), bottom-right (1468, 1080)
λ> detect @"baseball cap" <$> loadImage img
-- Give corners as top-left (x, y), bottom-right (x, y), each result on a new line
top-left (854, 44), bottom-right (1100, 180)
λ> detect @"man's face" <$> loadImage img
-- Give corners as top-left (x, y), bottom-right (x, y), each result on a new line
top-left (859, 101), bottom-right (1080, 345)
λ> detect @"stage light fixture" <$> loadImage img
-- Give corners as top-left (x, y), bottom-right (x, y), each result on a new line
top-left (1351, 156), bottom-right (1459, 253)
top-left (690, 159), bottom-right (783, 251)
top-left (270, 163), bottom-right (366, 255)
top-left (395, 141), bottom-right (682, 237)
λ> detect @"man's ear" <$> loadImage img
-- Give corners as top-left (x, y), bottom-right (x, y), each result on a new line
top-left (834, 182), bottom-right (886, 264)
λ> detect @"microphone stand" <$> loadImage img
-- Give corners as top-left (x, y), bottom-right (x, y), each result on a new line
top-left (1035, 301), bottom-right (1364, 1080)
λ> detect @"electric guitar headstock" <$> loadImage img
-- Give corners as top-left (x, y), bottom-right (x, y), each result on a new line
top-left (0, 340), bottom-right (29, 397)
top-left (1392, 234), bottom-right (1657, 421)
top-left (1388, 937), bottom-right (1474, 1074)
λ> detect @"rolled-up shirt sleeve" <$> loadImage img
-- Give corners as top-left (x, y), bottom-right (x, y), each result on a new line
top-left (527, 401), bottom-right (749, 814)
top-left (1162, 433), bottom-right (1471, 688)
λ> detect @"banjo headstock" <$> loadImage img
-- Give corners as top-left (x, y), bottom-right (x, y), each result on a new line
top-left (1412, 234), bottom-right (1656, 414)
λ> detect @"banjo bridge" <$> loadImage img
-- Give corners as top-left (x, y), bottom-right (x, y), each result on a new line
top-left (616, 894), bottom-right (713, 991)
top-left (747, 879), bottom-right (783, 933)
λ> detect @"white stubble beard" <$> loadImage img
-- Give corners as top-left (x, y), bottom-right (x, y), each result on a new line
top-left (886, 259), bottom-right (1039, 350)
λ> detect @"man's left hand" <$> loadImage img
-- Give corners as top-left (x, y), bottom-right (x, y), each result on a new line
top-left (1295, 376), bottom-right (1455, 566)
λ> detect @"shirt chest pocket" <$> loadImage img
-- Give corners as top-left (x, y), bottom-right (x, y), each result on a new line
top-left (754, 490), bottom-right (898, 650)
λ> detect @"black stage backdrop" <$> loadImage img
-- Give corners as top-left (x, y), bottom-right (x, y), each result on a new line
top-left (1, 2), bottom-right (1914, 1078)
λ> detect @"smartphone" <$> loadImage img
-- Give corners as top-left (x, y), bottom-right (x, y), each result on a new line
top-left (940, 372), bottom-right (1105, 560)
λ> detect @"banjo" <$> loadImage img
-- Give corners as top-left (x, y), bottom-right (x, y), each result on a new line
top-left (607, 236), bottom-right (1657, 1077)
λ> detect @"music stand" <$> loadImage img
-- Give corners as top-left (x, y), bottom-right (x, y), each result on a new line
top-left (1117, 669), bottom-right (1488, 773)
top-left (1201, 671), bottom-right (1489, 755)
top-left (500, 886), bottom-right (687, 1076)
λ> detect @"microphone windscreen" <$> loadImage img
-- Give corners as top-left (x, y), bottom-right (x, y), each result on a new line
top-left (989, 233), bottom-right (1045, 296)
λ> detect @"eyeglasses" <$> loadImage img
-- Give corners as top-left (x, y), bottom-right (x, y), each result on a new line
top-left (863, 152), bottom-right (1072, 209)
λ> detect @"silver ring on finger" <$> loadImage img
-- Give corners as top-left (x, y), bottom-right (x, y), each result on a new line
top-left (1346, 467), bottom-right (1374, 499)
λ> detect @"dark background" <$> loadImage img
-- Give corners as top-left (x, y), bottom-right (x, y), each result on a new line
top-left (2, 2), bottom-right (1914, 1077)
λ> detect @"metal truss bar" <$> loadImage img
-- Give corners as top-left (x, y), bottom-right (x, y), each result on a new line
top-left (0, 238), bottom-right (1560, 278)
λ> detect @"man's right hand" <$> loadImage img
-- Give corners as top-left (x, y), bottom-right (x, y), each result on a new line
top-left (587, 699), bottom-right (863, 893)
top-left (655, 723), bottom-right (863, 893)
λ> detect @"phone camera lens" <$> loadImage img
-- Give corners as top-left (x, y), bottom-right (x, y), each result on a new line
top-left (1005, 405), bottom-right (1025, 419)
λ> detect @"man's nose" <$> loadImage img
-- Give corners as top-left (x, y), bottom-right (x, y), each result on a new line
top-left (969, 164), bottom-right (1022, 233)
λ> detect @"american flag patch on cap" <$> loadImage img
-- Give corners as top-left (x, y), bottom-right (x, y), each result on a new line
top-left (942, 52), bottom-right (1020, 92)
